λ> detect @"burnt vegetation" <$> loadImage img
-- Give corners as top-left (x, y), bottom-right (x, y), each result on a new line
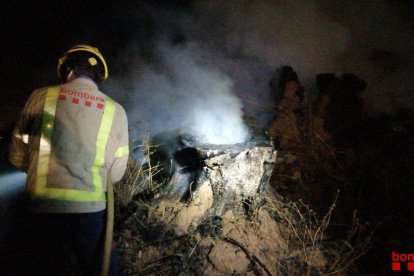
top-left (108, 67), bottom-right (414, 276)
top-left (266, 66), bottom-right (414, 274)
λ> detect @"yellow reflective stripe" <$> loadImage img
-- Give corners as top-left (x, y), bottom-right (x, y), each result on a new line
top-left (34, 87), bottom-right (116, 202)
top-left (91, 97), bottom-right (116, 197)
top-left (35, 86), bottom-right (59, 196)
top-left (114, 145), bottom-right (129, 158)
top-left (35, 187), bottom-right (105, 201)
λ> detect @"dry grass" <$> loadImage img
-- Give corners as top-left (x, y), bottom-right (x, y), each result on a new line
top-left (114, 137), bottom-right (162, 208)
top-left (324, 210), bottom-right (374, 275)
top-left (113, 133), bottom-right (372, 275)
top-left (115, 178), bottom-right (371, 275)
top-left (263, 191), bottom-right (371, 275)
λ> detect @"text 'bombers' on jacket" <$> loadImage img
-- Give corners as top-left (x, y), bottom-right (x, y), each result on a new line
top-left (9, 77), bottom-right (129, 213)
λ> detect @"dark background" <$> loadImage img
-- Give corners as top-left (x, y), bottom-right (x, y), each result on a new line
top-left (1, 1), bottom-right (414, 275)
top-left (2, 0), bottom-right (414, 135)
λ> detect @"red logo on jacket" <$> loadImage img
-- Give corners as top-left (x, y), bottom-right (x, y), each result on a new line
top-left (59, 88), bottom-right (105, 109)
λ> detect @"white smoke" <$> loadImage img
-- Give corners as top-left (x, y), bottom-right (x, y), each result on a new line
top-left (104, 0), bottom-right (414, 144)
top-left (187, 0), bottom-right (414, 113)
top-left (191, 0), bottom-right (349, 81)
top-left (114, 42), bottom-right (249, 145)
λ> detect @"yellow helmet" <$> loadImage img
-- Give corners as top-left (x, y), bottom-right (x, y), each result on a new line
top-left (57, 44), bottom-right (108, 82)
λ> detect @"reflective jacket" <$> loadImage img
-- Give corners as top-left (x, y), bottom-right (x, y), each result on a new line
top-left (9, 77), bottom-right (129, 213)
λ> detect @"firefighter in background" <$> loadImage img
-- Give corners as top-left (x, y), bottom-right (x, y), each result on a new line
top-left (9, 45), bottom-right (129, 275)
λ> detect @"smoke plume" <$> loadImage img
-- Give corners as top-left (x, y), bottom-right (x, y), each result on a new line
top-left (103, 0), bottom-right (414, 145)
top-left (108, 42), bottom-right (249, 145)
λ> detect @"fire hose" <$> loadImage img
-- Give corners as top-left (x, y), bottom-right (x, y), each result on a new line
top-left (102, 177), bottom-right (114, 276)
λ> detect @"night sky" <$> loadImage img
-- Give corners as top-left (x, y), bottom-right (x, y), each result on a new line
top-left (1, 0), bottom-right (142, 133)
top-left (2, 0), bottom-right (414, 135)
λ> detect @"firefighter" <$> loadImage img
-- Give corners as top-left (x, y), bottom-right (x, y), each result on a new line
top-left (9, 44), bottom-right (129, 275)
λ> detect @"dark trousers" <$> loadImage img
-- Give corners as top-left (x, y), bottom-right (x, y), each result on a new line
top-left (18, 210), bottom-right (116, 276)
